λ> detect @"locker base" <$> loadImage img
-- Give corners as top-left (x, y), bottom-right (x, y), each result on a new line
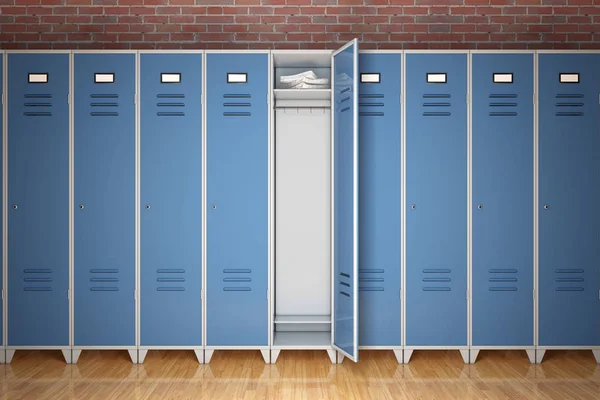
top-left (358, 347), bottom-right (403, 364)
top-left (71, 348), bottom-right (139, 364)
top-left (204, 348), bottom-right (270, 364)
top-left (269, 348), bottom-right (337, 364)
top-left (468, 348), bottom-right (536, 364)
top-left (136, 348), bottom-right (204, 364)
top-left (402, 348), bottom-right (469, 364)
top-left (4, 348), bottom-right (72, 364)
top-left (536, 348), bottom-right (600, 364)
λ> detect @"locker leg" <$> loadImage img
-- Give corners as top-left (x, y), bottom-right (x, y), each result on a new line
top-left (525, 349), bottom-right (536, 364)
top-left (260, 349), bottom-right (270, 364)
top-left (193, 349), bottom-right (204, 364)
top-left (72, 350), bottom-right (82, 364)
top-left (535, 349), bottom-right (546, 364)
top-left (336, 352), bottom-right (344, 364)
top-left (138, 350), bottom-right (149, 364)
top-left (393, 350), bottom-right (403, 364)
top-left (6, 350), bottom-right (15, 364)
top-left (403, 349), bottom-right (413, 364)
top-left (592, 350), bottom-right (600, 363)
top-left (127, 349), bottom-right (138, 364)
top-left (205, 349), bottom-right (215, 364)
top-left (459, 349), bottom-right (469, 364)
top-left (326, 349), bottom-right (336, 364)
top-left (61, 349), bottom-right (72, 364)
top-left (0, 350), bottom-right (5, 364)
top-left (270, 349), bottom-right (281, 364)
top-left (469, 349), bottom-right (480, 364)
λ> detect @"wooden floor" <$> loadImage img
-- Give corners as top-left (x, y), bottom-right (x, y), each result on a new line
top-left (1, 350), bottom-right (599, 399)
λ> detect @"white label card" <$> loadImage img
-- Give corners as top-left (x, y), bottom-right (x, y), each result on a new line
top-left (493, 73), bottom-right (513, 83)
top-left (227, 73), bottom-right (247, 83)
top-left (427, 73), bottom-right (447, 84)
top-left (161, 73), bottom-right (181, 83)
top-left (28, 73), bottom-right (48, 83)
top-left (559, 73), bottom-right (579, 83)
top-left (361, 73), bottom-right (380, 83)
top-left (95, 73), bottom-right (115, 83)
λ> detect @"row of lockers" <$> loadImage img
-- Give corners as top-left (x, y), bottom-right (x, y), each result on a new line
top-left (0, 47), bottom-right (598, 365)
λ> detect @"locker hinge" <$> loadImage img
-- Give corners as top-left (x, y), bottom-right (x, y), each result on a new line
top-left (1, 289), bottom-right (3, 300)
top-left (466, 93), bottom-right (469, 105)
top-left (134, 93), bottom-right (137, 105)
top-left (134, 289), bottom-right (137, 300)
top-left (598, 289), bottom-right (599, 300)
top-left (200, 289), bottom-right (203, 300)
top-left (466, 289), bottom-right (469, 300)
top-left (598, 94), bottom-right (600, 105)
top-left (1, 93), bottom-right (4, 105)
top-left (266, 289), bottom-right (269, 300)
top-left (201, 93), bottom-right (204, 105)
top-left (533, 290), bottom-right (536, 300)
top-left (68, 93), bottom-right (71, 105)
top-left (267, 93), bottom-right (269, 104)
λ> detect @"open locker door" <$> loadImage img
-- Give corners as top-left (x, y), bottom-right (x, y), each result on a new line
top-left (331, 38), bottom-right (359, 362)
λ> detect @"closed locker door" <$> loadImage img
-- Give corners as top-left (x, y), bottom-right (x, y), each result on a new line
top-left (206, 54), bottom-right (268, 346)
top-left (358, 54), bottom-right (401, 347)
top-left (472, 54), bottom-right (534, 346)
top-left (140, 54), bottom-right (202, 346)
top-left (74, 54), bottom-right (135, 346)
top-left (539, 54), bottom-right (600, 346)
top-left (7, 54), bottom-right (70, 346)
top-left (406, 54), bottom-right (467, 347)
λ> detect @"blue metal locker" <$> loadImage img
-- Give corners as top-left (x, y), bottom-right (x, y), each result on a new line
top-left (405, 53), bottom-right (467, 347)
top-left (333, 39), bottom-right (359, 361)
top-left (140, 53), bottom-right (202, 346)
top-left (538, 54), bottom-right (600, 346)
top-left (74, 54), bottom-right (135, 346)
top-left (206, 53), bottom-right (269, 346)
top-left (358, 53), bottom-right (401, 347)
top-left (0, 53), bottom-right (3, 348)
top-left (7, 54), bottom-right (70, 346)
top-left (472, 54), bottom-right (534, 346)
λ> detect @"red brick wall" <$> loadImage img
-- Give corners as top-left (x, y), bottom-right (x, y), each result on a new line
top-left (1, 0), bottom-right (599, 49)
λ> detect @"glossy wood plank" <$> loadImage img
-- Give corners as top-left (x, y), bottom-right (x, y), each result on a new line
top-left (0, 350), bottom-right (599, 399)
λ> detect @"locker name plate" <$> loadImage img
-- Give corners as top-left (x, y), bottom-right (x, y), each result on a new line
top-left (361, 73), bottom-right (380, 83)
top-left (161, 73), bottom-right (181, 83)
top-left (95, 73), bottom-right (115, 83)
top-left (28, 73), bottom-right (48, 84)
top-left (227, 73), bottom-right (247, 83)
top-left (427, 73), bottom-right (447, 84)
top-left (493, 73), bottom-right (513, 83)
top-left (559, 73), bottom-right (579, 83)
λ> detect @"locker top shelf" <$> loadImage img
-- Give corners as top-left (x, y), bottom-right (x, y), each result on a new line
top-left (273, 89), bottom-right (331, 101)
top-left (274, 315), bottom-right (332, 324)
top-left (272, 51), bottom-right (332, 68)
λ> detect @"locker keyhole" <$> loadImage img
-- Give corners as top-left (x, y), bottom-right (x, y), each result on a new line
top-left (477, 205), bottom-right (483, 210)
top-left (79, 205), bottom-right (85, 210)
top-left (212, 205), bottom-right (217, 210)
top-left (411, 204), bottom-right (416, 210)
top-left (544, 204), bottom-right (549, 210)
top-left (12, 205), bottom-right (17, 210)
top-left (146, 205), bottom-right (151, 209)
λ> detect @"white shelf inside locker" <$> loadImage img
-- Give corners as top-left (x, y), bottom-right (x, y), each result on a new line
top-left (273, 331), bottom-right (331, 349)
top-left (273, 89), bottom-right (331, 101)
top-left (274, 315), bottom-right (332, 324)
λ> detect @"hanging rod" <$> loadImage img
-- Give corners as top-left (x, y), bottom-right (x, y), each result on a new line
top-left (273, 106), bottom-right (331, 109)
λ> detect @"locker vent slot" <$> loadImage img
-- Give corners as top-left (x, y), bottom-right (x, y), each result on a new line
top-left (423, 94), bottom-right (450, 98)
top-left (489, 269), bottom-right (517, 273)
top-left (488, 269), bottom-right (518, 291)
top-left (422, 269), bottom-right (451, 291)
top-left (24, 112), bottom-right (52, 117)
top-left (24, 93), bottom-right (54, 117)
top-left (340, 107), bottom-right (351, 113)
top-left (489, 278), bottom-right (517, 282)
top-left (91, 103), bottom-right (118, 107)
top-left (90, 268), bottom-right (119, 291)
top-left (359, 268), bottom-right (384, 291)
top-left (360, 112), bottom-right (384, 117)
top-left (340, 95), bottom-right (351, 103)
top-left (359, 94), bottom-right (384, 99)
top-left (90, 94), bottom-right (119, 98)
top-left (489, 112), bottom-right (517, 117)
top-left (157, 102), bottom-right (185, 107)
top-left (339, 272), bottom-right (352, 298)
top-left (223, 269), bottom-right (251, 291)
top-left (555, 94), bottom-right (583, 99)
top-left (24, 94), bottom-right (52, 98)
top-left (341, 87), bottom-right (351, 94)
top-left (23, 268), bottom-right (53, 291)
top-left (223, 94), bottom-right (252, 117)
top-left (489, 94), bottom-right (517, 99)
top-left (359, 103), bottom-right (384, 107)
top-left (555, 103), bottom-right (584, 107)
top-left (91, 112), bottom-right (119, 117)
top-left (423, 103), bottom-right (450, 107)
top-left (489, 103), bottom-right (517, 107)
top-left (555, 112), bottom-right (584, 117)
top-left (157, 94), bottom-right (185, 99)
top-left (554, 268), bottom-right (584, 292)
top-left (223, 94), bottom-right (251, 98)
top-left (157, 112), bottom-right (185, 117)
top-left (489, 287), bottom-right (517, 291)
top-left (157, 268), bottom-right (185, 292)
top-left (223, 112), bottom-right (251, 117)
